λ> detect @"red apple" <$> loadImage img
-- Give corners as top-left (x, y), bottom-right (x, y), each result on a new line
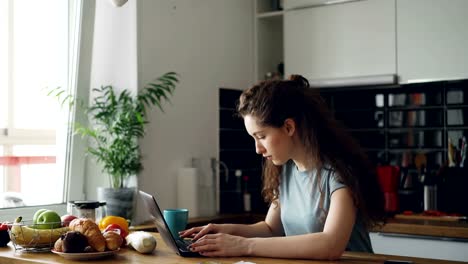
top-left (61, 214), bottom-right (78, 227)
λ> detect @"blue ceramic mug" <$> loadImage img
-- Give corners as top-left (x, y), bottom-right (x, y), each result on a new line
top-left (163, 208), bottom-right (188, 238)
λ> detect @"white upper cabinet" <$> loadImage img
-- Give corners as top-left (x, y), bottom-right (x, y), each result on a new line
top-left (284, 0), bottom-right (396, 81)
top-left (397, 0), bottom-right (468, 83)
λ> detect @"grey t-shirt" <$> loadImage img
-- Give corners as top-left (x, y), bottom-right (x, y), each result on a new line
top-left (279, 160), bottom-right (373, 253)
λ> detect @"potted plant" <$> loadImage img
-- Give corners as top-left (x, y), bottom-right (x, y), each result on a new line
top-left (51, 72), bottom-right (179, 220)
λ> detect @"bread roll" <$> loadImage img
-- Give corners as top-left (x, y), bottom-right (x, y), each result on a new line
top-left (53, 237), bottom-right (63, 252)
top-left (103, 231), bottom-right (123, 251)
top-left (69, 218), bottom-right (106, 252)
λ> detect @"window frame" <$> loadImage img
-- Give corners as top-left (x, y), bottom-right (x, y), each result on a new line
top-left (0, 0), bottom-right (95, 222)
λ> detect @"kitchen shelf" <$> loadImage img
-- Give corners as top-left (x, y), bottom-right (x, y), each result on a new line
top-left (446, 126), bottom-right (468, 130)
top-left (387, 148), bottom-right (445, 152)
top-left (320, 78), bottom-right (468, 166)
top-left (256, 10), bottom-right (284, 19)
top-left (388, 105), bottom-right (444, 111)
top-left (446, 105), bottom-right (468, 109)
top-left (387, 127), bottom-right (445, 131)
top-left (255, 0), bottom-right (283, 14)
top-left (255, 0), bottom-right (283, 82)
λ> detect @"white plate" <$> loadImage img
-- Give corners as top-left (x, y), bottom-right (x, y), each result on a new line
top-left (51, 249), bottom-right (119, 260)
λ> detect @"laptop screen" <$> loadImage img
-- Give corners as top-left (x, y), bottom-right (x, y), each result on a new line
top-left (138, 190), bottom-right (182, 254)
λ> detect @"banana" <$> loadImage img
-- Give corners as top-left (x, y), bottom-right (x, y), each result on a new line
top-left (10, 217), bottom-right (69, 247)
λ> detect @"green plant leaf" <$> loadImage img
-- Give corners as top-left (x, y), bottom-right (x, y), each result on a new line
top-left (47, 72), bottom-right (179, 189)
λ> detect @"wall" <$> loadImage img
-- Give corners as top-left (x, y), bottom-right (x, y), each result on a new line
top-left (86, 0), bottom-right (138, 197)
top-left (135, 0), bottom-right (254, 224)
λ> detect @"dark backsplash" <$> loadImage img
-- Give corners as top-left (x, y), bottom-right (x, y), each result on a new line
top-left (219, 88), bottom-right (266, 214)
top-left (219, 79), bottom-right (468, 215)
top-left (320, 79), bottom-right (468, 215)
top-left (320, 79), bottom-right (468, 168)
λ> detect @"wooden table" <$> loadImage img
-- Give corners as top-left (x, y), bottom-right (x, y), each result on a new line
top-left (0, 233), bottom-right (466, 264)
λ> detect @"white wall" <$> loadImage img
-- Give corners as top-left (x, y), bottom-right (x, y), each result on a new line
top-left (135, 0), bottom-right (254, 223)
top-left (86, 0), bottom-right (254, 224)
top-left (87, 0), bottom-right (138, 197)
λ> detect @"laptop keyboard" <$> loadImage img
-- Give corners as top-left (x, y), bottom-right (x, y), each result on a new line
top-left (176, 239), bottom-right (193, 251)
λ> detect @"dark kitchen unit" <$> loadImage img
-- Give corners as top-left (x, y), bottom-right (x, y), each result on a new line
top-left (320, 78), bottom-right (468, 216)
top-left (218, 88), bottom-right (266, 214)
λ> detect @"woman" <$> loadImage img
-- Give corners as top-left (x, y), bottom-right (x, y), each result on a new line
top-left (180, 75), bottom-right (385, 260)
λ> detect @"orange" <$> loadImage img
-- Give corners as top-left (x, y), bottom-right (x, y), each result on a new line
top-left (99, 216), bottom-right (129, 232)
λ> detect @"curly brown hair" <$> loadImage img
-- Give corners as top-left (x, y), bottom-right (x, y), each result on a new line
top-left (236, 75), bottom-right (385, 227)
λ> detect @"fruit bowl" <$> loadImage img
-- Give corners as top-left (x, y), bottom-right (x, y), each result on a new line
top-left (7, 220), bottom-right (69, 252)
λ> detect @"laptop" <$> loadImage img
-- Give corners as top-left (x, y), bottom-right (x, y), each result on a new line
top-left (138, 190), bottom-right (201, 257)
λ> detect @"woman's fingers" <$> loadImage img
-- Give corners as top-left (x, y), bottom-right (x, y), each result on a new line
top-left (191, 234), bottom-right (210, 247)
top-left (182, 223), bottom-right (219, 241)
top-left (198, 233), bottom-right (218, 241)
top-left (179, 226), bottom-right (203, 238)
top-left (190, 239), bottom-right (218, 252)
top-left (189, 233), bottom-right (245, 257)
top-left (192, 225), bottom-right (215, 241)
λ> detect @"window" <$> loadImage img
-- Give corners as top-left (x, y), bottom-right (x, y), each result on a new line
top-left (0, 0), bottom-right (91, 219)
top-left (0, 0), bottom-right (8, 129)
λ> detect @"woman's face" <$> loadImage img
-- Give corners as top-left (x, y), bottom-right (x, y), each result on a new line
top-left (244, 115), bottom-right (294, 166)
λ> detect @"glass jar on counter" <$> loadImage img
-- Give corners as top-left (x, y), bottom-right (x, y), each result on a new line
top-left (68, 200), bottom-right (107, 223)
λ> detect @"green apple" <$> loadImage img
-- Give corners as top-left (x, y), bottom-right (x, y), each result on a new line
top-left (32, 209), bottom-right (48, 224)
top-left (34, 210), bottom-right (61, 229)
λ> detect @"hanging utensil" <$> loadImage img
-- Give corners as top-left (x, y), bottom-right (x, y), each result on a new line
top-left (448, 138), bottom-right (456, 167)
top-left (414, 152), bottom-right (427, 175)
top-left (460, 136), bottom-right (466, 167)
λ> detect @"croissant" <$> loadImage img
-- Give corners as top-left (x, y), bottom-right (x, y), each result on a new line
top-left (53, 237), bottom-right (63, 252)
top-left (103, 231), bottom-right (123, 251)
top-left (69, 218), bottom-right (106, 252)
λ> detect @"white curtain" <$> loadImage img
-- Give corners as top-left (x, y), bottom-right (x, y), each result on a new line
top-left (63, 0), bottom-right (96, 202)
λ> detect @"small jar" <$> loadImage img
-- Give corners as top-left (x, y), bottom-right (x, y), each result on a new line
top-left (96, 201), bottom-right (107, 223)
top-left (69, 201), bottom-right (100, 221)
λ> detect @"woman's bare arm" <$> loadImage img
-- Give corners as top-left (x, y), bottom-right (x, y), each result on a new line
top-left (190, 188), bottom-right (356, 259)
top-left (225, 200), bottom-right (284, 237)
top-left (244, 188), bottom-right (356, 260)
top-left (180, 200), bottom-right (283, 240)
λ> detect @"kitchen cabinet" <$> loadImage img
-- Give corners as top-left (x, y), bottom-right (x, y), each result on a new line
top-left (255, 0), bottom-right (284, 81)
top-left (284, 0), bottom-right (396, 82)
top-left (370, 232), bottom-right (468, 262)
top-left (397, 0), bottom-right (468, 83)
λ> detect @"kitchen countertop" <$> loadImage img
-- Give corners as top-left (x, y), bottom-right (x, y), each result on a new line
top-left (132, 213), bottom-right (468, 240)
top-left (371, 217), bottom-right (468, 240)
top-left (0, 233), bottom-right (466, 264)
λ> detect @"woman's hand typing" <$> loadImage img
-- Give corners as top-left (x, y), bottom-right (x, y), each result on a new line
top-left (179, 223), bottom-right (226, 241)
top-left (188, 233), bottom-right (252, 257)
